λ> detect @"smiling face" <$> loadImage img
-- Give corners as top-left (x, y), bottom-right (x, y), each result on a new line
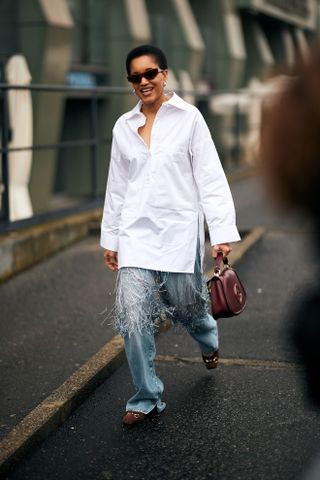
top-left (128, 55), bottom-right (168, 108)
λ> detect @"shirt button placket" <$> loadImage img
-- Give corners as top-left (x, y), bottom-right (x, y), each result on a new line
top-left (148, 118), bottom-right (157, 185)
top-left (145, 150), bottom-right (152, 186)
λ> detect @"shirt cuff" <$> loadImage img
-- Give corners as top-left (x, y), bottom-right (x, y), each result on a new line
top-left (100, 231), bottom-right (119, 251)
top-left (208, 225), bottom-right (241, 246)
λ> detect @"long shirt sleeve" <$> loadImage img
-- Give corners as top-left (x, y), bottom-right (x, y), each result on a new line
top-left (100, 134), bottom-right (129, 251)
top-left (190, 112), bottom-right (241, 246)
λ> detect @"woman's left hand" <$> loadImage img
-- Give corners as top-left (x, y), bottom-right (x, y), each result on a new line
top-left (212, 243), bottom-right (231, 258)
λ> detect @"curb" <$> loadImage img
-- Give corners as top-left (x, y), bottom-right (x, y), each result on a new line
top-left (0, 336), bottom-right (125, 477)
top-left (0, 228), bottom-right (265, 477)
top-left (0, 208), bottom-right (102, 283)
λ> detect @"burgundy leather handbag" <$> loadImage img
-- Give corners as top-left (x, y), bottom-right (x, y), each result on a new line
top-left (207, 252), bottom-right (247, 319)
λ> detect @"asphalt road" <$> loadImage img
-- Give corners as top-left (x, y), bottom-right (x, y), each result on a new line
top-left (2, 175), bottom-right (320, 479)
top-left (0, 235), bottom-right (117, 440)
top-left (5, 228), bottom-right (320, 480)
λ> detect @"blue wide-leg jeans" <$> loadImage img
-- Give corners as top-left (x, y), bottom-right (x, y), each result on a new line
top-left (118, 244), bottom-right (218, 414)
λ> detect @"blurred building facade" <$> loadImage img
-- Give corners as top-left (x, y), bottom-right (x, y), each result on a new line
top-left (0, 0), bottom-right (319, 219)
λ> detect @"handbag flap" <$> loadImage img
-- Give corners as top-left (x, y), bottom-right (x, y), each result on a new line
top-left (220, 267), bottom-right (247, 314)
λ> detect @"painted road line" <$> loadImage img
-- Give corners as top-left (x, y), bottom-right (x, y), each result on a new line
top-left (155, 354), bottom-right (301, 370)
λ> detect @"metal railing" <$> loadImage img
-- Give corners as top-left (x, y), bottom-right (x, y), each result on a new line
top-left (0, 83), bottom-right (136, 233)
top-left (0, 83), bottom-right (248, 234)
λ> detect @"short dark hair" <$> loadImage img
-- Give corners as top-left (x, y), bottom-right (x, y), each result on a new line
top-left (126, 44), bottom-right (168, 75)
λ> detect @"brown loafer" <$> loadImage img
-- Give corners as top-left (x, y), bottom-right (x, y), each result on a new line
top-left (202, 349), bottom-right (219, 369)
top-left (122, 407), bottom-right (157, 426)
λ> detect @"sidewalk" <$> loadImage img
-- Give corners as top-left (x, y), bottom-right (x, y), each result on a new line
top-left (2, 174), bottom-right (320, 479)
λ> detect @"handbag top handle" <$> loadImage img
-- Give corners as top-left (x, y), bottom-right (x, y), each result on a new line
top-left (213, 252), bottom-right (229, 274)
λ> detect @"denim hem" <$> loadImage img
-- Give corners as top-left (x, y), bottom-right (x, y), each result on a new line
top-left (125, 407), bottom-right (155, 414)
top-left (126, 400), bottom-right (166, 415)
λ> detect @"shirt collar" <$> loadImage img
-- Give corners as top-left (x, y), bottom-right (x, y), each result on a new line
top-left (124, 92), bottom-right (188, 121)
top-left (164, 92), bottom-right (189, 110)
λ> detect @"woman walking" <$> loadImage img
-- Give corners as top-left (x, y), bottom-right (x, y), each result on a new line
top-left (101, 45), bottom-right (240, 425)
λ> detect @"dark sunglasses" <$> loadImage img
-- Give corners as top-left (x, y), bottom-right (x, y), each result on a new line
top-left (127, 68), bottom-right (164, 84)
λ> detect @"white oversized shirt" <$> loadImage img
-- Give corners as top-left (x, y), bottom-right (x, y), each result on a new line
top-left (101, 92), bottom-right (240, 273)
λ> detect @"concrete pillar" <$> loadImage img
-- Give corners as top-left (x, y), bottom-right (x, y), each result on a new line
top-left (18, 0), bottom-right (73, 212)
top-left (5, 55), bottom-right (33, 220)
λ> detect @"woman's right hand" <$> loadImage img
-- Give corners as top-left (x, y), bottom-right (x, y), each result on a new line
top-left (103, 249), bottom-right (118, 271)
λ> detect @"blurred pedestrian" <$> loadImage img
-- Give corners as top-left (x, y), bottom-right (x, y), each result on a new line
top-left (260, 47), bottom-right (320, 479)
top-left (101, 44), bottom-right (240, 425)
top-left (260, 52), bottom-right (320, 220)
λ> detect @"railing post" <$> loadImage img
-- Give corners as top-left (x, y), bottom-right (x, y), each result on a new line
top-left (0, 86), bottom-right (10, 222)
top-left (89, 93), bottom-right (99, 199)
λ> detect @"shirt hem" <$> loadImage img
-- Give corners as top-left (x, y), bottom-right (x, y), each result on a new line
top-left (118, 263), bottom-right (196, 274)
